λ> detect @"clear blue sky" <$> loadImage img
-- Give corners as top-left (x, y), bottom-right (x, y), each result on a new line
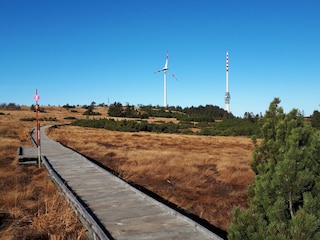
top-left (1, 0), bottom-right (319, 117)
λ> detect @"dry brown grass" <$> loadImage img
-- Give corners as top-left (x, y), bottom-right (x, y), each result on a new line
top-left (47, 123), bottom-right (255, 231)
top-left (0, 106), bottom-right (86, 239)
top-left (0, 105), bottom-right (255, 236)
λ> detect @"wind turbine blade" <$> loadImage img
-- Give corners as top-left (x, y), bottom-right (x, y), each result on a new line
top-left (164, 51), bottom-right (168, 70)
top-left (168, 69), bottom-right (178, 81)
top-left (154, 69), bottom-right (163, 74)
top-left (171, 73), bottom-right (178, 81)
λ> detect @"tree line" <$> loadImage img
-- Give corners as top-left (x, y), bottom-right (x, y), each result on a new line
top-left (71, 117), bottom-right (261, 137)
top-left (0, 103), bottom-right (21, 110)
top-left (108, 102), bottom-right (234, 122)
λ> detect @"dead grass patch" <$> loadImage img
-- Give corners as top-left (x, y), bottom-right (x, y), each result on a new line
top-left (48, 125), bottom-right (255, 231)
top-left (1, 106), bottom-right (255, 234)
top-left (0, 107), bottom-right (86, 239)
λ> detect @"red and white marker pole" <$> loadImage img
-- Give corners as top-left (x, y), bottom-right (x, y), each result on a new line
top-left (34, 89), bottom-right (41, 167)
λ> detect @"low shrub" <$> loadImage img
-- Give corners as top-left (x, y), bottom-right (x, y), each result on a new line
top-left (20, 117), bottom-right (36, 121)
top-left (71, 118), bottom-right (260, 136)
top-left (20, 117), bottom-right (57, 122)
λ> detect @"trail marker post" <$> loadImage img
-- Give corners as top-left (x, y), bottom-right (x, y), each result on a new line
top-left (34, 89), bottom-right (41, 168)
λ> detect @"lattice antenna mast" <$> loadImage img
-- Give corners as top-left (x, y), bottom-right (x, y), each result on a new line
top-left (224, 51), bottom-right (231, 113)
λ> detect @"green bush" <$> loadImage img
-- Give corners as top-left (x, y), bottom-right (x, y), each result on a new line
top-left (83, 110), bottom-right (101, 116)
top-left (108, 102), bottom-right (149, 119)
top-left (63, 104), bottom-right (75, 109)
top-left (20, 117), bottom-right (57, 122)
top-left (71, 117), bottom-right (260, 136)
top-left (20, 117), bottom-right (36, 121)
top-left (64, 116), bottom-right (76, 120)
top-left (71, 118), bottom-right (179, 133)
top-left (0, 103), bottom-right (21, 110)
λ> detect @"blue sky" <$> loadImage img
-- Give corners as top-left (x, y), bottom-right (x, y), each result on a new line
top-left (1, 0), bottom-right (319, 117)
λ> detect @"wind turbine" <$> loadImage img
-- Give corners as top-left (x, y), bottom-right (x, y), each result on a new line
top-left (154, 51), bottom-right (178, 108)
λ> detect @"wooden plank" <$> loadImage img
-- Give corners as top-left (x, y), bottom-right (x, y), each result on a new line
top-left (93, 204), bottom-right (165, 223)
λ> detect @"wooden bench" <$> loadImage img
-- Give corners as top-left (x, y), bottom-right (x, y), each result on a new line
top-left (17, 146), bottom-right (39, 165)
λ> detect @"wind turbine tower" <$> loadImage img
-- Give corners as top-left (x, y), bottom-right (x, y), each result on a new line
top-left (154, 51), bottom-right (178, 108)
top-left (225, 51), bottom-right (231, 113)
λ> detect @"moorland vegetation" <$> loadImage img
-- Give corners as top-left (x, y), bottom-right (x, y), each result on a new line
top-left (0, 104), bottom-right (86, 239)
top-left (72, 102), bottom-right (262, 136)
top-left (1, 100), bottom-right (320, 239)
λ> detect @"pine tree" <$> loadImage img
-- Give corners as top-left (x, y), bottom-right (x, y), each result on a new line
top-left (228, 98), bottom-right (320, 239)
top-left (311, 110), bottom-right (320, 129)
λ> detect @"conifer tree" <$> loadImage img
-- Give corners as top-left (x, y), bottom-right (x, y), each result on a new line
top-left (311, 110), bottom-right (320, 129)
top-left (228, 98), bottom-right (320, 239)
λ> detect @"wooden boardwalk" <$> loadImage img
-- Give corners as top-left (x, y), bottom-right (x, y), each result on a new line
top-left (31, 126), bottom-right (223, 240)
